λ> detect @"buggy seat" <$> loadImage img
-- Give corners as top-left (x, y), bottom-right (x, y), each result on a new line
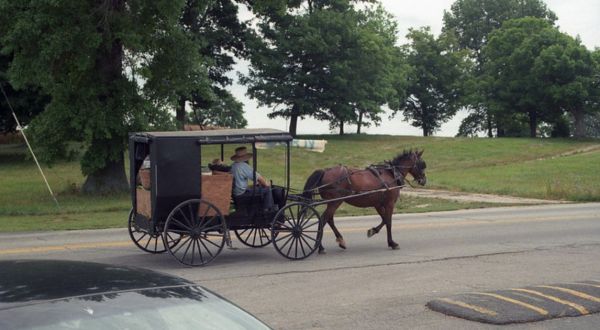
top-left (232, 185), bottom-right (286, 216)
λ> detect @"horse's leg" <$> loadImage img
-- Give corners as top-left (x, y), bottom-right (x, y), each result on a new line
top-left (367, 206), bottom-right (386, 238)
top-left (382, 202), bottom-right (399, 250)
top-left (321, 201), bottom-right (345, 250)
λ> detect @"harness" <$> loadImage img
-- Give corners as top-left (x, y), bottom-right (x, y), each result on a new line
top-left (301, 164), bottom-right (406, 199)
top-left (367, 166), bottom-right (389, 189)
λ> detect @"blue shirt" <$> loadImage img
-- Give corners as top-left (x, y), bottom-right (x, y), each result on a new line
top-left (231, 162), bottom-right (261, 196)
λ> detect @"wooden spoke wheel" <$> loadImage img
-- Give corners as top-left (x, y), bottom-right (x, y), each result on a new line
top-left (234, 227), bottom-right (272, 248)
top-left (271, 203), bottom-right (323, 260)
top-left (163, 199), bottom-right (226, 267)
top-left (128, 209), bottom-right (180, 254)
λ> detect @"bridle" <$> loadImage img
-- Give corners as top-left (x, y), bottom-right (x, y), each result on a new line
top-left (387, 158), bottom-right (426, 187)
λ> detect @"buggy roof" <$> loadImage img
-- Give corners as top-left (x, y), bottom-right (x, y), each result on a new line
top-left (132, 128), bottom-right (293, 144)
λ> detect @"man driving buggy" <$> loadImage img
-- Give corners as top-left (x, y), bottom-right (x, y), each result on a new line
top-left (230, 146), bottom-right (275, 211)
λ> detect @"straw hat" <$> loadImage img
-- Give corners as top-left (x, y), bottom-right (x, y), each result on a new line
top-left (230, 146), bottom-right (253, 162)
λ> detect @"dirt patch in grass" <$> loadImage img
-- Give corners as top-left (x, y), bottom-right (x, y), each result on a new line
top-left (403, 188), bottom-right (567, 204)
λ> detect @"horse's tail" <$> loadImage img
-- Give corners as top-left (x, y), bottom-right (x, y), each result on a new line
top-left (302, 169), bottom-right (325, 200)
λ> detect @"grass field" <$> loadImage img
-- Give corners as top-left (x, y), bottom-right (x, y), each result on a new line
top-left (1, 135), bottom-right (598, 232)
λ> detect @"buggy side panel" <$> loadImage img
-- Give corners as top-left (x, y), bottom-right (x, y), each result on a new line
top-left (152, 138), bottom-right (201, 223)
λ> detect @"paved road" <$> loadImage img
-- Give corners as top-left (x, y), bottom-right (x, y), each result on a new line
top-left (1, 203), bottom-right (599, 329)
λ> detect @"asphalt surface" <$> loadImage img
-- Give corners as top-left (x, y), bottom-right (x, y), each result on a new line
top-left (1, 203), bottom-right (599, 329)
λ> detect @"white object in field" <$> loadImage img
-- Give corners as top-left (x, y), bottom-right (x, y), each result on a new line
top-left (255, 139), bottom-right (327, 152)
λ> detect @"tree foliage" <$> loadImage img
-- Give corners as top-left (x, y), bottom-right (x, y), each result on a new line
top-left (444, 0), bottom-right (557, 137)
top-left (482, 17), bottom-right (599, 137)
top-left (175, 0), bottom-right (249, 128)
top-left (189, 89), bottom-right (248, 128)
top-left (0, 0), bottom-right (205, 193)
top-left (579, 49), bottom-right (600, 137)
top-left (443, 0), bottom-right (556, 58)
top-left (1, 51), bottom-right (49, 134)
top-left (395, 27), bottom-right (469, 136)
top-left (242, 0), bottom-right (400, 136)
top-left (533, 35), bottom-right (598, 137)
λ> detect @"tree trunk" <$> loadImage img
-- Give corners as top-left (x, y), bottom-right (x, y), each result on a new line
top-left (357, 111), bottom-right (363, 134)
top-left (289, 109), bottom-right (298, 137)
top-left (176, 96), bottom-right (186, 129)
top-left (528, 110), bottom-right (537, 138)
top-left (572, 108), bottom-right (586, 138)
top-left (486, 113), bottom-right (493, 137)
top-left (82, 0), bottom-right (128, 194)
top-left (82, 151), bottom-right (129, 194)
top-left (339, 120), bottom-right (344, 135)
top-left (421, 107), bottom-right (429, 136)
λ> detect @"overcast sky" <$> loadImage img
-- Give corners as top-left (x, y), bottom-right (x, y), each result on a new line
top-left (229, 0), bottom-right (600, 137)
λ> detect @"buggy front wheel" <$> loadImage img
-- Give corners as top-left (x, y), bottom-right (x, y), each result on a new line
top-left (271, 203), bottom-right (323, 260)
top-left (163, 199), bottom-right (226, 266)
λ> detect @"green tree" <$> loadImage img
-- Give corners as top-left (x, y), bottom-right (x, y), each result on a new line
top-left (0, 0), bottom-right (205, 193)
top-left (396, 27), bottom-right (468, 136)
top-left (482, 17), bottom-right (597, 137)
top-left (189, 89), bottom-right (248, 128)
top-left (443, 0), bottom-right (556, 137)
top-left (174, 0), bottom-right (248, 129)
top-left (317, 4), bottom-right (399, 135)
top-left (582, 49), bottom-right (600, 137)
top-left (242, 0), bottom-right (399, 136)
top-left (533, 37), bottom-right (598, 137)
top-left (1, 52), bottom-right (49, 134)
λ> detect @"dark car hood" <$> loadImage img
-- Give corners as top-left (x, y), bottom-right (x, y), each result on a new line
top-left (0, 260), bottom-right (193, 309)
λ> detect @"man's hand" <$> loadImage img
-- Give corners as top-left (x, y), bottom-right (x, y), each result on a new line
top-left (257, 176), bottom-right (271, 187)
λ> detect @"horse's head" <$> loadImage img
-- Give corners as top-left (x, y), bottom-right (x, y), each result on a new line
top-left (391, 149), bottom-right (427, 186)
top-left (410, 150), bottom-right (427, 186)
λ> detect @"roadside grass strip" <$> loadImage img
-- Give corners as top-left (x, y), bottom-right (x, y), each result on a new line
top-left (427, 281), bottom-right (600, 324)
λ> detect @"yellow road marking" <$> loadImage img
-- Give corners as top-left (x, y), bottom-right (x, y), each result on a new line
top-left (537, 285), bottom-right (600, 303)
top-left (0, 213), bottom-right (594, 255)
top-left (511, 288), bottom-right (589, 315)
top-left (0, 241), bottom-right (132, 255)
top-left (437, 298), bottom-right (498, 316)
top-left (471, 292), bottom-right (548, 315)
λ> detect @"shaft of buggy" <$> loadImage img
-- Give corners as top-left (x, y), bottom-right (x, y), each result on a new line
top-left (290, 184), bottom-right (406, 207)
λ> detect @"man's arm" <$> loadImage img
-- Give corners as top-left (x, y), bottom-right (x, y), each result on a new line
top-left (241, 162), bottom-right (270, 187)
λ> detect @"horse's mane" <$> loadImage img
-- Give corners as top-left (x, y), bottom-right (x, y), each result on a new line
top-left (387, 149), bottom-right (415, 166)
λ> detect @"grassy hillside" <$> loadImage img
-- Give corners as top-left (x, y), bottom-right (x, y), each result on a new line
top-left (1, 135), bottom-right (598, 231)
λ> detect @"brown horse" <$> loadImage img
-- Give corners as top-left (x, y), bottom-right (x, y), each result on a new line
top-left (302, 150), bottom-right (427, 253)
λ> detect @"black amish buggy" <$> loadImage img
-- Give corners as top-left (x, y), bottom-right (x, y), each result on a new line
top-left (128, 128), bottom-right (324, 266)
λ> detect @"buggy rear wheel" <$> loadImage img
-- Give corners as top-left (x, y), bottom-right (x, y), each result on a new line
top-left (234, 227), bottom-right (272, 248)
top-left (271, 203), bottom-right (323, 260)
top-left (163, 199), bottom-right (226, 266)
top-left (128, 209), bottom-right (179, 254)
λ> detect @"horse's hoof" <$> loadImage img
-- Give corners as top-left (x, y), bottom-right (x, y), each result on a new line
top-left (389, 243), bottom-right (399, 250)
top-left (336, 238), bottom-right (347, 249)
top-left (318, 249), bottom-right (326, 255)
top-left (367, 229), bottom-right (375, 237)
